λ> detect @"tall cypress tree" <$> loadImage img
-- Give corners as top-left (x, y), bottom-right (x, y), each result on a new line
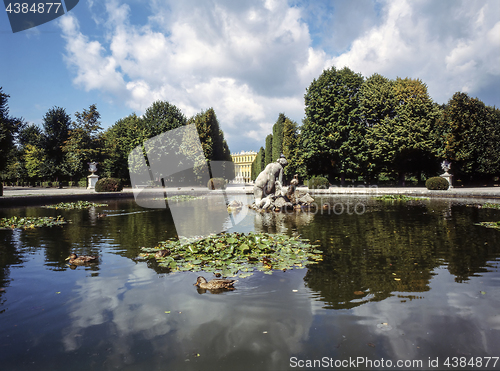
top-left (272, 113), bottom-right (285, 163)
top-left (282, 117), bottom-right (299, 178)
top-left (264, 134), bottom-right (273, 166)
top-left (251, 147), bottom-right (265, 180)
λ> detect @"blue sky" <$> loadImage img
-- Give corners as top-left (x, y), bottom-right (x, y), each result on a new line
top-left (2, 0), bottom-right (499, 153)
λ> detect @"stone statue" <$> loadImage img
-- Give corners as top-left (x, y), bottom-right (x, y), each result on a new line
top-left (441, 160), bottom-right (451, 174)
top-left (252, 158), bottom-right (315, 211)
top-left (253, 156), bottom-right (288, 208)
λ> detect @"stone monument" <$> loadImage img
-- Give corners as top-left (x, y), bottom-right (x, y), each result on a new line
top-left (251, 155), bottom-right (315, 211)
top-left (87, 162), bottom-right (99, 189)
top-left (440, 160), bottom-right (453, 189)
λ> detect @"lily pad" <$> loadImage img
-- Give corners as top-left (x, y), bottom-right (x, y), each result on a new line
top-left (475, 221), bottom-right (500, 231)
top-left (0, 215), bottom-right (67, 230)
top-left (139, 232), bottom-right (323, 277)
top-left (165, 195), bottom-right (205, 202)
top-left (43, 201), bottom-right (108, 210)
top-left (373, 195), bottom-right (428, 202)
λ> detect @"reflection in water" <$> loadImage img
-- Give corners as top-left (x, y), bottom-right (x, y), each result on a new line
top-left (0, 197), bottom-right (500, 369)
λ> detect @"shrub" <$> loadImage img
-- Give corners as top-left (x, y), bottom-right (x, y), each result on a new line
top-left (425, 176), bottom-right (449, 190)
top-left (78, 178), bottom-right (88, 188)
top-left (95, 178), bottom-right (123, 192)
top-left (307, 176), bottom-right (330, 189)
top-left (207, 178), bottom-right (226, 190)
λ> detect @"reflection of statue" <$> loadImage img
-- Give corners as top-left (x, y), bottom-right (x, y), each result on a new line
top-left (253, 156), bottom-right (288, 208)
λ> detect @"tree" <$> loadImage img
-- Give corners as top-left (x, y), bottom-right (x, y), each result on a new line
top-left (272, 113), bottom-right (285, 163)
top-left (0, 88), bottom-right (23, 174)
top-left (42, 106), bottom-right (72, 180)
top-left (251, 147), bottom-right (265, 180)
top-left (62, 104), bottom-right (104, 180)
top-left (187, 108), bottom-right (234, 182)
top-left (264, 134), bottom-right (273, 166)
top-left (364, 77), bottom-right (440, 184)
top-left (302, 66), bottom-right (365, 184)
top-left (24, 144), bottom-right (50, 180)
top-left (102, 113), bottom-right (142, 180)
top-left (282, 117), bottom-right (300, 179)
top-left (142, 100), bottom-right (187, 137)
top-left (437, 92), bottom-right (500, 183)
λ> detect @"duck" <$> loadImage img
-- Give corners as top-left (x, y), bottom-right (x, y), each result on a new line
top-left (194, 276), bottom-right (237, 290)
top-left (155, 249), bottom-right (171, 258)
top-left (66, 253), bottom-right (98, 265)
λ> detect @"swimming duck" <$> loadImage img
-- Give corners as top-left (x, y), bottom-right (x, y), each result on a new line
top-left (194, 276), bottom-right (237, 290)
top-left (155, 249), bottom-right (171, 258)
top-left (66, 253), bottom-right (98, 265)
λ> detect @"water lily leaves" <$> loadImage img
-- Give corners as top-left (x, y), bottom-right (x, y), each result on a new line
top-left (43, 201), bottom-right (108, 209)
top-left (239, 272), bottom-right (254, 278)
top-left (475, 221), bottom-right (500, 231)
top-left (0, 215), bottom-right (68, 229)
top-left (139, 232), bottom-right (323, 278)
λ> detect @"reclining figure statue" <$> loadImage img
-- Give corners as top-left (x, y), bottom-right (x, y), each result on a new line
top-left (252, 156), bottom-right (315, 210)
top-left (253, 155), bottom-right (288, 209)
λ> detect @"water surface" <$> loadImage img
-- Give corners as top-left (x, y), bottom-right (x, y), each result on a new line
top-left (1, 196), bottom-right (499, 370)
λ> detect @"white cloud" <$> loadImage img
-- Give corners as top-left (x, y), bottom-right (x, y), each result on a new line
top-left (330, 0), bottom-right (500, 104)
top-left (59, 0), bottom-right (319, 150)
top-left (59, 0), bottom-right (500, 152)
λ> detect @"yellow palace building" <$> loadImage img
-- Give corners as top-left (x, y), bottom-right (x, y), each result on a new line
top-left (231, 150), bottom-right (257, 183)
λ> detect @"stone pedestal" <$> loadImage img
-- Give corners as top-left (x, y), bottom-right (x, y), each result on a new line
top-left (87, 174), bottom-right (99, 189)
top-left (440, 172), bottom-right (453, 189)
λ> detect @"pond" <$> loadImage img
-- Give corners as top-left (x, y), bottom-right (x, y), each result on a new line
top-left (1, 195), bottom-right (500, 370)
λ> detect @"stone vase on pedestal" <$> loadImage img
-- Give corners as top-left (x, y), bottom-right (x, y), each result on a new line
top-left (87, 174), bottom-right (99, 189)
top-left (440, 172), bottom-right (453, 189)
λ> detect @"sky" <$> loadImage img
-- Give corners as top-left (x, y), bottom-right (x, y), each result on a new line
top-left (1, 0), bottom-right (500, 154)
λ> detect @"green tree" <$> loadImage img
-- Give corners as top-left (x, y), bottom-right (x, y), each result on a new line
top-left (251, 147), bottom-right (265, 180)
top-left (282, 117), bottom-right (300, 179)
top-left (365, 77), bottom-right (440, 184)
top-left (0, 88), bottom-right (23, 175)
top-left (42, 106), bottom-right (72, 181)
top-left (302, 66), bottom-right (365, 184)
top-left (62, 104), bottom-right (104, 180)
top-left (102, 113), bottom-right (142, 180)
top-left (264, 134), bottom-right (273, 166)
top-left (438, 92), bottom-right (500, 183)
top-left (187, 108), bottom-right (234, 182)
top-left (272, 113), bottom-right (285, 163)
top-left (142, 100), bottom-right (187, 136)
top-left (24, 144), bottom-right (50, 180)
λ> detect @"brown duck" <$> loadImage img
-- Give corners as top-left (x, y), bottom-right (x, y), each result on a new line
top-left (66, 253), bottom-right (98, 265)
top-left (155, 249), bottom-right (171, 258)
top-left (194, 276), bottom-right (237, 290)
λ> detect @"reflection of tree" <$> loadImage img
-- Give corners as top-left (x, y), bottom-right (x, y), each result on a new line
top-left (298, 200), bottom-right (500, 308)
top-left (435, 205), bottom-right (500, 282)
top-left (0, 230), bottom-right (25, 307)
